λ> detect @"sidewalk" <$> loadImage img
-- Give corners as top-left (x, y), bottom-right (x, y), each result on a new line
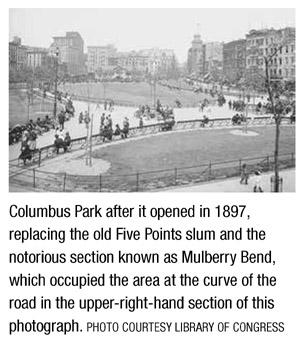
top-left (166, 169), bottom-right (295, 192)
top-left (10, 169), bottom-right (295, 193)
top-left (9, 100), bottom-right (259, 161)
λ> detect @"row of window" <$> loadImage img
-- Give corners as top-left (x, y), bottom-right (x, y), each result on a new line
top-left (270, 68), bottom-right (295, 77)
top-left (247, 56), bottom-right (295, 66)
top-left (248, 38), bottom-right (295, 53)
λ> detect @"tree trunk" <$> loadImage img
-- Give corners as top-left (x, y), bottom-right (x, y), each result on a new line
top-left (265, 58), bottom-right (280, 192)
top-left (274, 118), bottom-right (280, 192)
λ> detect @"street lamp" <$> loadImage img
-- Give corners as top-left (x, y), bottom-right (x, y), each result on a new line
top-left (53, 47), bottom-right (59, 118)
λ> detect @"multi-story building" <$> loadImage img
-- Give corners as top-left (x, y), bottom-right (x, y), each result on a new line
top-left (223, 39), bottom-right (246, 84)
top-left (245, 27), bottom-right (295, 86)
top-left (204, 42), bottom-right (224, 81)
top-left (140, 48), bottom-right (177, 76)
top-left (87, 45), bottom-right (117, 73)
top-left (117, 51), bottom-right (149, 73)
top-left (50, 31), bottom-right (85, 76)
top-left (281, 28), bottom-right (296, 81)
top-left (9, 36), bottom-right (27, 68)
top-left (187, 34), bottom-right (205, 75)
top-left (26, 47), bottom-right (51, 69)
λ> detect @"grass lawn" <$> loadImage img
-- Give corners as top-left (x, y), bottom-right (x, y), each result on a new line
top-left (93, 125), bottom-right (295, 176)
top-left (59, 81), bottom-right (214, 107)
top-left (9, 90), bottom-right (59, 128)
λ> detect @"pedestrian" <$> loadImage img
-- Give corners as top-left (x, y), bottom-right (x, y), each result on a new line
top-left (100, 113), bottom-right (106, 127)
top-left (84, 112), bottom-right (90, 130)
top-left (253, 170), bottom-right (263, 192)
top-left (78, 112), bottom-right (83, 124)
top-left (64, 132), bottom-right (72, 150)
top-left (240, 164), bottom-right (249, 185)
top-left (108, 114), bottom-right (113, 129)
top-left (58, 110), bottom-right (65, 130)
top-left (121, 117), bottom-right (129, 138)
top-left (139, 116), bottom-right (144, 129)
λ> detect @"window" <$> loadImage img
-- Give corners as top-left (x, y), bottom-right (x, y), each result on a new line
top-left (285, 57), bottom-right (289, 64)
top-left (285, 45), bottom-right (289, 53)
top-left (279, 69), bottom-right (282, 76)
top-left (279, 58), bottom-right (282, 65)
top-left (291, 45), bottom-right (295, 53)
top-left (265, 48), bottom-right (268, 55)
top-left (291, 57), bottom-right (295, 64)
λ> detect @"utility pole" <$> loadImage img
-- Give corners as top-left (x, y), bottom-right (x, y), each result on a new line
top-left (26, 76), bottom-right (33, 122)
top-left (89, 113), bottom-right (94, 167)
top-left (53, 47), bottom-right (59, 118)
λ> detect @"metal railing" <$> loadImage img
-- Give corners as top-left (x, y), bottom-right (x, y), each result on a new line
top-left (10, 150), bottom-right (295, 192)
top-left (10, 115), bottom-right (292, 168)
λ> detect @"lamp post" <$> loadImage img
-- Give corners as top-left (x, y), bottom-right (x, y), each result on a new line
top-left (53, 47), bottom-right (59, 118)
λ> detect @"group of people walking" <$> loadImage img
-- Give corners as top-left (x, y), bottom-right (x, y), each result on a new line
top-left (240, 164), bottom-right (263, 192)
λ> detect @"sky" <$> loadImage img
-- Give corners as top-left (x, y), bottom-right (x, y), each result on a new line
top-left (9, 8), bottom-right (295, 62)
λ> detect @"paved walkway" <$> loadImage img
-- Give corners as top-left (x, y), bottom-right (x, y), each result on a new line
top-left (166, 169), bottom-right (295, 192)
top-left (9, 100), bottom-right (260, 161)
top-left (10, 169), bottom-right (295, 193)
top-left (9, 98), bottom-right (295, 193)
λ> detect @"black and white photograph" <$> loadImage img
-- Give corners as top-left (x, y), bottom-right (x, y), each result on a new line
top-left (8, 8), bottom-right (296, 192)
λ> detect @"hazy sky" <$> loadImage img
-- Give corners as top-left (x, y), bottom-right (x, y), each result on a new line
top-left (9, 8), bottom-right (295, 62)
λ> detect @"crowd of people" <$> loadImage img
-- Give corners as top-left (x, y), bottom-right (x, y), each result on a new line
top-left (98, 114), bottom-right (130, 142)
top-left (18, 110), bottom-right (74, 164)
top-left (13, 89), bottom-right (295, 167)
top-left (15, 95), bottom-right (75, 163)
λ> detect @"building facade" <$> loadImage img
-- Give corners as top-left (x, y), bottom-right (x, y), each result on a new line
top-left (26, 47), bottom-right (53, 69)
top-left (223, 39), bottom-right (246, 84)
top-left (87, 45), bottom-right (117, 73)
top-left (9, 37), bottom-right (27, 68)
top-left (50, 31), bottom-right (85, 76)
top-left (117, 51), bottom-right (149, 73)
top-left (187, 34), bottom-right (205, 75)
top-left (204, 42), bottom-right (224, 81)
top-left (140, 48), bottom-right (177, 76)
top-left (86, 46), bottom-right (177, 77)
top-left (245, 27), bottom-right (295, 86)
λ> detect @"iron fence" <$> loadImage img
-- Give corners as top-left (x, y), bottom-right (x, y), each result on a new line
top-left (10, 152), bottom-right (295, 192)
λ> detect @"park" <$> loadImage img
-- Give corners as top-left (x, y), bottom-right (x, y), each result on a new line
top-left (9, 81), bottom-right (295, 192)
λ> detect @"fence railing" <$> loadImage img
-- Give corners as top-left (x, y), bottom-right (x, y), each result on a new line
top-left (9, 115), bottom-right (293, 170)
top-left (9, 152), bottom-right (295, 192)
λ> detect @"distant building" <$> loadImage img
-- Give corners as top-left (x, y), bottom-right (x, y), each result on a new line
top-left (140, 48), bottom-right (177, 76)
top-left (86, 46), bottom-right (177, 77)
top-left (117, 51), bottom-right (149, 73)
top-left (87, 45), bottom-right (117, 73)
top-left (187, 34), bottom-right (205, 75)
top-left (223, 39), bottom-right (246, 84)
top-left (245, 27), bottom-right (295, 86)
top-left (9, 37), bottom-right (27, 68)
top-left (50, 31), bottom-right (85, 76)
top-left (204, 42), bottom-right (224, 82)
top-left (26, 47), bottom-right (55, 69)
